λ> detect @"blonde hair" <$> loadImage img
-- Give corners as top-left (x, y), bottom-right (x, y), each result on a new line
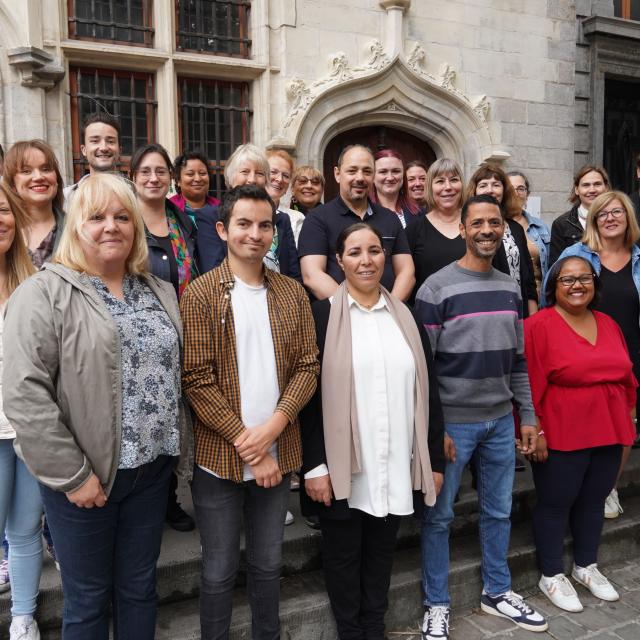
top-left (582, 191), bottom-right (640, 252)
top-left (54, 173), bottom-right (149, 274)
top-left (425, 158), bottom-right (464, 211)
top-left (0, 182), bottom-right (36, 293)
top-left (224, 144), bottom-right (270, 188)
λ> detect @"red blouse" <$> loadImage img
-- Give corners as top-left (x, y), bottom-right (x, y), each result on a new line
top-left (524, 308), bottom-right (637, 451)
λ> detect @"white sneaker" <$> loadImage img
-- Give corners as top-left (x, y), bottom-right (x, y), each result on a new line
top-left (572, 563), bottom-right (619, 601)
top-left (422, 605), bottom-right (449, 640)
top-left (284, 510), bottom-right (294, 526)
top-left (538, 574), bottom-right (583, 612)
top-left (9, 615), bottom-right (40, 640)
top-left (604, 489), bottom-right (623, 519)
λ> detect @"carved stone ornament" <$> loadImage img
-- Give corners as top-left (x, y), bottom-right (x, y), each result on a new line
top-left (364, 40), bottom-right (391, 71)
top-left (283, 77), bottom-right (313, 129)
top-left (7, 46), bottom-right (65, 90)
top-left (473, 95), bottom-right (490, 122)
top-left (440, 63), bottom-right (456, 90)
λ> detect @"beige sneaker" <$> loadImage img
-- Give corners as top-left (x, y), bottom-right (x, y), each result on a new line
top-left (538, 574), bottom-right (583, 612)
top-left (604, 488), bottom-right (623, 519)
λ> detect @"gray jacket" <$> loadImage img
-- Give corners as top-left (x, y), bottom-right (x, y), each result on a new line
top-left (3, 263), bottom-right (193, 496)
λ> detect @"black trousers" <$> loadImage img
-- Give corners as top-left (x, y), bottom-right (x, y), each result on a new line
top-left (320, 510), bottom-right (401, 640)
top-left (531, 445), bottom-right (622, 577)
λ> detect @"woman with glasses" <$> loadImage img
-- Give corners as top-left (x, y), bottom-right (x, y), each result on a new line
top-left (550, 191), bottom-right (640, 518)
top-left (290, 165), bottom-right (325, 216)
top-left (525, 255), bottom-right (637, 613)
top-left (508, 171), bottom-right (551, 297)
top-left (131, 144), bottom-right (200, 533)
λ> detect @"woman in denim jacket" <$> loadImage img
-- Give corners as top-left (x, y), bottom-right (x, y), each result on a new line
top-left (508, 171), bottom-right (551, 297)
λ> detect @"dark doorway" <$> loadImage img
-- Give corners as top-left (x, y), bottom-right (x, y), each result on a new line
top-left (322, 126), bottom-right (437, 201)
top-left (603, 78), bottom-right (640, 195)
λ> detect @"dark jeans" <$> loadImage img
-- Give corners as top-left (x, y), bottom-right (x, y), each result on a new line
top-left (191, 465), bottom-right (290, 640)
top-left (40, 455), bottom-right (173, 640)
top-left (320, 510), bottom-right (401, 640)
top-left (531, 445), bottom-right (621, 577)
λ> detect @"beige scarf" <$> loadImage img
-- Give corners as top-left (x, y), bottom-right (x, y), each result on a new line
top-left (321, 282), bottom-right (437, 507)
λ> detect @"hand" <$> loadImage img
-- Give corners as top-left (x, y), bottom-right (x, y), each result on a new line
top-left (444, 433), bottom-right (456, 463)
top-left (516, 425), bottom-right (538, 456)
top-left (432, 471), bottom-right (444, 496)
top-left (305, 474), bottom-right (332, 506)
top-left (65, 473), bottom-right (107, 508)
top-left (234, 421), bottom-right (281, 465)
top-left (527, 434), bottom-right (548, 464)
top-left (250, 453), bottom-right (283, 488)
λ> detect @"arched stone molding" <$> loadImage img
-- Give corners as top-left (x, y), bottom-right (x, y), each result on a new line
top-left (273, 56), bottom-right (507, 178)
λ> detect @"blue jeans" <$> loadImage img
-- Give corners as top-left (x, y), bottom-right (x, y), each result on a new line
top-left (421, 414), bottom-right (515, 606)
top-left (191, 465), bottom-right (291, 640)
top-left (0, 438), bottom-right (43, 616)
top-left (40, 455), bottom-right (173, 640)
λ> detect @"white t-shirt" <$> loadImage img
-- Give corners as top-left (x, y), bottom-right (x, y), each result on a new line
top-left (0, 306), bottom-right (15, 440)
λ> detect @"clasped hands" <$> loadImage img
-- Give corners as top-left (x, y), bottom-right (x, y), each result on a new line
top-left (234, 417), bottom-right (284, 487)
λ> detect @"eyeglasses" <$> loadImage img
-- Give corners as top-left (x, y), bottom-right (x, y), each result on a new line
top-left (295, 176), bottom-right (322, 186)
top-left (596, 208), bottom-right (625, 222)
top-left (513, 186), bottom-right (528, 194)
top-left (558, 274), bottom-right (595, 287)
top-left (137, 168), bottom-right (170, 179)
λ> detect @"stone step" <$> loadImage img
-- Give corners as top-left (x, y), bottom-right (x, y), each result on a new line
top-left (2, 450), bottom-right (639, 638)
top-left (152, 494), bottom-right (640, 640)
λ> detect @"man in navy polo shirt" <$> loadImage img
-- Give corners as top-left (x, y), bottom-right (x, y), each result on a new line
top-left (298, 144), bottom-right (415, 300)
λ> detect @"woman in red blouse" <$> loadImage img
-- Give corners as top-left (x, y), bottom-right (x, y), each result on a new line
top-left (524, 256), bottom-right (637, 614)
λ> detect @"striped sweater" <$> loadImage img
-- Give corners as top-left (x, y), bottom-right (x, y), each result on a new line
top-left (414, 262), bottom-right (535, 425)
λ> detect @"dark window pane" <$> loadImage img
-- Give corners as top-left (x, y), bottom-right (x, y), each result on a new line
top-left (69, 0), bottom-right (153, 46)
top-left (176, 0), bottom-right (251, 57)
top-left (178, 77), bottom-right (251, 200)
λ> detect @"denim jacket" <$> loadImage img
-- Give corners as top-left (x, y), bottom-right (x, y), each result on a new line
top-left (523, 211), bottom-right (551, 281)
top-left (540, 242), bottom-right (640, 307)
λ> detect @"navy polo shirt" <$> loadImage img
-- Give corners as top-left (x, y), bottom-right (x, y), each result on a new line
top-left (298, 196), bottom-right (410, 291)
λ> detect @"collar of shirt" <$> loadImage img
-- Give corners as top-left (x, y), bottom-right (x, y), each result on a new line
top-left (337, 196), bottom-right (374, 220)
top-left (578, 205), bottom-right (589, 220)
top-left (347, 292), bottom-right (387, 313)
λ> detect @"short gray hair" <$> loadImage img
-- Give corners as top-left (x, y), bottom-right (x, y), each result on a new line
top-left (224, 143), bottom-right (270, 188)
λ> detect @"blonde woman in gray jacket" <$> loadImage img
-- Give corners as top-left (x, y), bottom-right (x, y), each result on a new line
top-left (3, 173), bottom-right (192, 640)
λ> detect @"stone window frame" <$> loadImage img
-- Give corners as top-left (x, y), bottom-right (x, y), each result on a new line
top-left (178, 76), bottom-right (251, 200)
top-left (175, 0), bottom-right (251, 59)
top-left (69, 66), bottom-right (157, 182)
top-left (67, 0), bottom-right (155, 47)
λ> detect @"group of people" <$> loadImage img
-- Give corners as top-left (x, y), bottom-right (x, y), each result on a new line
top-left (0, 112), bottom-right (638, 640)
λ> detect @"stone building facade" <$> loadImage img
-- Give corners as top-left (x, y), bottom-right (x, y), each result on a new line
top-left (0, 0), bottom-right (638, 224)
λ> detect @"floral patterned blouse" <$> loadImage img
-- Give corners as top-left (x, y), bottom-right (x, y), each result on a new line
top-left (89, 274), bottom-right (181, 469)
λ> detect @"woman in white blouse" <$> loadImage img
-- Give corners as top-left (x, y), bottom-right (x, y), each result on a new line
top-left (299, 222), bottom-right (445, 640)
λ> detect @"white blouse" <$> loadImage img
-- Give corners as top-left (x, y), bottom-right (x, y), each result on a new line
top-left (0, 306), bottom-right (15, 440)
top-left (307, 295), bottom-right (417, 517)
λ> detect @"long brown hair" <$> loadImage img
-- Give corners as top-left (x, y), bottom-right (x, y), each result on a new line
top-left (0, 182), bottom-right (36, 295)
top-left (465, 163), bottom-right (521, 219)
top-left (3, 140), bottom-right (65, 214)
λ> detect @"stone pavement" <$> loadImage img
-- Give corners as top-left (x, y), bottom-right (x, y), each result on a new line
top-left (387, 558), bottom-right (640, 639)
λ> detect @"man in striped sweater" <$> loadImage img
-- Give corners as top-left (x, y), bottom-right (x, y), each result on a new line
top-left (414, 195), bottom-right (547, 640)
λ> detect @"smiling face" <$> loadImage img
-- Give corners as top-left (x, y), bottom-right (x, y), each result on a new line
top-left (475, 175), bottom-right (504, 204)
top-left (406, 165), bottom-right (427, 205)
top-left (554, 258), bottom-right (595, 314)
top-left (595, 198), bottom-right (627, 242)
top-left (133, 152), bottom-right (171, 204)
top-left (177, 159), bottom-right (210, 204)
top-left (81, 122), bottom-right (120, 173)
top-left (266, 155), bottom-right (292, 204)
top-left (432, 171), bottom-right (462, 212)
top-left (374, 156), bottom-right (404, 200)
top-left (0, 192), bottom-right (17, 257)
top-left (337, 227), bottom-right (385, 295)
top-left (292, 171), bottom-right (323, 209)
top-left (12, 147), bottom-right (59, 209)
top-left (334, 147), bottom-right (375, 208)
top-left (231, 160), bottom-right (267, 188)
top-left (79, 195), bottom-right (134, 274)
top-left (460, 201), bottom-right (505, 260)
top-left (575, 171), bottom-right (607, 208)
top-left (216, 198), bottom-right (274, 265)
